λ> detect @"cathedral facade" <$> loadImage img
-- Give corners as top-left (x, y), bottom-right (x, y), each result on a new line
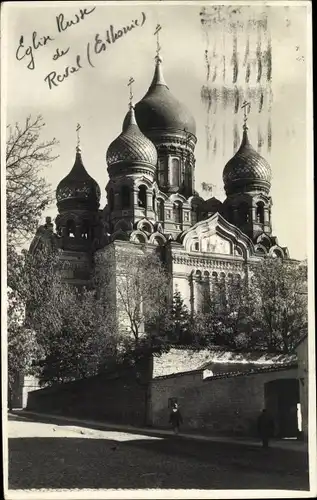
top-left (30, 53), bottom-right (289, 320)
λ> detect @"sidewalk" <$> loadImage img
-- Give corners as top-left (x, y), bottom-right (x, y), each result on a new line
top-left (10, 409), bottom-right (307, 452)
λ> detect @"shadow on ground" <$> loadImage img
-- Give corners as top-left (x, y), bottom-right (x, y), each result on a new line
top-left (9, 433), bottom-right (309, 491)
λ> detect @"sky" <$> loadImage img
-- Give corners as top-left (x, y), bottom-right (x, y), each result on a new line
top-left (3, 1), bottom-right (312, 260)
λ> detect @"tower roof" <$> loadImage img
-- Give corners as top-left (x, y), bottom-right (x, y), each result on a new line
top-left (56, 146), bottom-right (101, 210)
top-left (106, 105), bottom-right (158, 168)
top-left (123, 57), bottom-right (196, 137)
top-left (223, 126), bottom-right (272, 196)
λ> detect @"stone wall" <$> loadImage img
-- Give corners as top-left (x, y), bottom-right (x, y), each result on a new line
top-left (151, 367), bottom-right (298, 436)
top-left (296, 335), bottom-right (308, 439)
top-left (27, 362), bottom-right (152, 426)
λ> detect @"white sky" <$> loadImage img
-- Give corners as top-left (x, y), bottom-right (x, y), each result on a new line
top-left (3, 1), bottom-right (311, 260)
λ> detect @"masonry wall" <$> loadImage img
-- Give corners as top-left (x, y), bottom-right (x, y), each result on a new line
top-left (297, 336), bottom-right (308, 440)
top-left (151, 368), bottom-right (298, 436)
top-left (27, 363), bottom-right (151, 426)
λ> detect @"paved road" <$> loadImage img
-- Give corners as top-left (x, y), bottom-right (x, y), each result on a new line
top-left (8, 413), bottom-right (309, 491)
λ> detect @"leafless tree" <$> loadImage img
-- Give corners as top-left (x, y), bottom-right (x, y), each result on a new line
top-left (6, 115), bottom-right (58, 246)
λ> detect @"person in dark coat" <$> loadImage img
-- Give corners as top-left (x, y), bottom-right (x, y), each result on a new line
top-left (169, 403), bottom-right (183, 434)
top-left (257, 409), bottom-right (274, 448)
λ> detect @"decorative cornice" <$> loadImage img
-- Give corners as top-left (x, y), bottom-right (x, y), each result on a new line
top-left (172, 254), bottom-right (244, 271)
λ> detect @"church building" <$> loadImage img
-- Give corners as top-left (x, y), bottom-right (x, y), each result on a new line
top-left (30, 47), bottom-right (289, 324)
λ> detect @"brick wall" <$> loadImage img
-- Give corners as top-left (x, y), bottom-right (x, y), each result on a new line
top-left (27, 361), bottom-right (152, 426)
top-left (151, 367), bottom-right (298, 436)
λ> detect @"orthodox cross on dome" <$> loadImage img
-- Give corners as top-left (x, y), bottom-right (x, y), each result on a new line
top-left (76, 123), bottom-right (81, 151)
top-left (154, 23), bottom-right (162, 62)
top-left (241, 100), bottom-right (251, 129)
top-left (128, 76), bottom-right (135, 109)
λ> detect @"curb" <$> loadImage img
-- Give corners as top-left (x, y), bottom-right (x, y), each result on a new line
top-left (10, 410), bottom-right (307, 453)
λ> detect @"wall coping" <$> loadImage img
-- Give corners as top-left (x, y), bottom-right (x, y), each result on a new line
top-left (152, 362), bottom-right (298, 381)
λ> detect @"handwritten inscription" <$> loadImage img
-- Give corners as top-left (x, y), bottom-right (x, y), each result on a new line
top-left (52, 46), bottom-right (70, 61)
top-left (15, 6), bottom-right (96, 71)
top-left (44, 13), bottom-right (147, 90)
top-left (15, 7), bottom-right (147, 91)
top-left (56, 7), bottom-right (96, 33)
top-left (16, 32), bottom-right (54, 70)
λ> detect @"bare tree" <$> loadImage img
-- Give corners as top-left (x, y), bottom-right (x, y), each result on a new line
top-left (6, 115), bottom-right (58, 246)
top-left (114, 248), bottom-right (171, 354)
top-left (6, 115), bottom-right (59, 395)
top-left (248, 257), bottom-right (308, 353)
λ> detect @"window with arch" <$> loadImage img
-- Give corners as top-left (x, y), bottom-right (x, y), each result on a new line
top-left (173, 201), bottom-right (182, 224)
top-left (121, 185), bottom-right (130, 209)
top-left (81, 220), bottom-right (90, 240)
top-left (138, 185), bottom-right (147, 209)
top-left (158, 158), bottom-right (166, 185)
top-left (170, 157), bottom-right (181, 186)
top-left (239, 202), bottom-right (250, 223)
top-left (191, 205), bottom-right (199, 224)
top-left (256, 201), bottom-right (265, 224)
top-left (66, 220), bottom-right (76, 238)
top-left (157, 199), bottom-right (165, 221)
top-left (108, 188), bottom-right (114, 211)
top-left (272, 249), bottom-right (283, 258)
top-left (194, 241), bottom-right (199, 251)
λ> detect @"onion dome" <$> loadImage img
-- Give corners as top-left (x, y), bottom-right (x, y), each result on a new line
top-left (223, 125), bottom-right (272, 195)
top-left (123, 57), bottom-right (196, 137)
top-left (56, 146), bottom-right (101, 211)
top-left (106, 105), bottom-right (158, 167)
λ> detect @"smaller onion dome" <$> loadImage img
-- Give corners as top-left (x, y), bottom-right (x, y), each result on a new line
top-left (56, 146), bottom-right (101, 211)
top-left (223, 125), bottom-right (272, 195)
top-left (106, 105), bottom-right (158, 168)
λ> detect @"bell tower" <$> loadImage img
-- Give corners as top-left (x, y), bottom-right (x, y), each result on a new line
top-left (55, 125), bottom-right (101, 252)
top-left (222, 103), bottom-right (273, 242)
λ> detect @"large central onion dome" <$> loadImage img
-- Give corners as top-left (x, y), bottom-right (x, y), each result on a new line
top-left (56, 146), bottom-right (101, 211)
top-left (223, 125), bottom-right (272, 196)
top-left (107, 105), bottom-right (158, 167)
top-left (123, 57), bottom-right (196, 137)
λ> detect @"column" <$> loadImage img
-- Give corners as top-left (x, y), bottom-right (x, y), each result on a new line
top-left (264, 208), bottom-right (270, 223)
top-left (193, 272), bottom-right (203, 313)
top-left (251, 206), bottom-right (256, 222)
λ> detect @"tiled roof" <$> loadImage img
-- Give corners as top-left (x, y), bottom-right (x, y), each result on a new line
top-left (152, 347), bottom-right (297, 379)
top-left (204, 362), bottom-right (298, 381)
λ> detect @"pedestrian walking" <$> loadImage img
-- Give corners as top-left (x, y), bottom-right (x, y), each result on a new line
top-left (169, 403), bottom-right (183, 434)
top-left (257, 409), bottom-right (274, 448)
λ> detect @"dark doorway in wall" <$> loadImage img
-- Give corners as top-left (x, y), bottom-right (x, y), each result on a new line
top-left (264, 378), bottom-right (300, 438)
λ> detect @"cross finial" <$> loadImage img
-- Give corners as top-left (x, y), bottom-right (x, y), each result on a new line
top-left (76, 123), bottom-right (81, 151)
top-left (128, 77), bottom-right (135, 109)
top-left (154, 24), bottom-right (162, 62)
top-left (241, 100), bottom-right (251, 129)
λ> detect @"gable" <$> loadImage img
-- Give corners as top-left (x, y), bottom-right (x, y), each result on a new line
top-left (179, 212), bottom-right (256, 258)
top-left (200, 232), bottom-right (231, 255)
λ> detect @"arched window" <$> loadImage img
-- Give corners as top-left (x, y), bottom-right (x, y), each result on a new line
top-left (81, 220), bottom-right (90, 240)
top-left (66, 220), bottom-right (76, 238)
top-left (194, 241), bottom-right (199, 251)
top-left (157, 199), bottom-right (164, 221)
top-left (121, 185), bottom-right (130, 209)
top-left (158, 158), bottom-right (166, 185)
top-left (108, 188), bottom-right (114, 211)
top-left (256, 202), bottom-right (265, 224)
top-left (173, 201), bottom-right (182, 223)
top-left (239, 202), bottom-right (250, 223)
top-left (272, 249), bottom-right (283, 259)
top-left (138, 185), bottom-right (147, 209)
top-left (191, 204), bottom-right (199, 224)
top-left (171, 158), bottom-right (180, 186)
